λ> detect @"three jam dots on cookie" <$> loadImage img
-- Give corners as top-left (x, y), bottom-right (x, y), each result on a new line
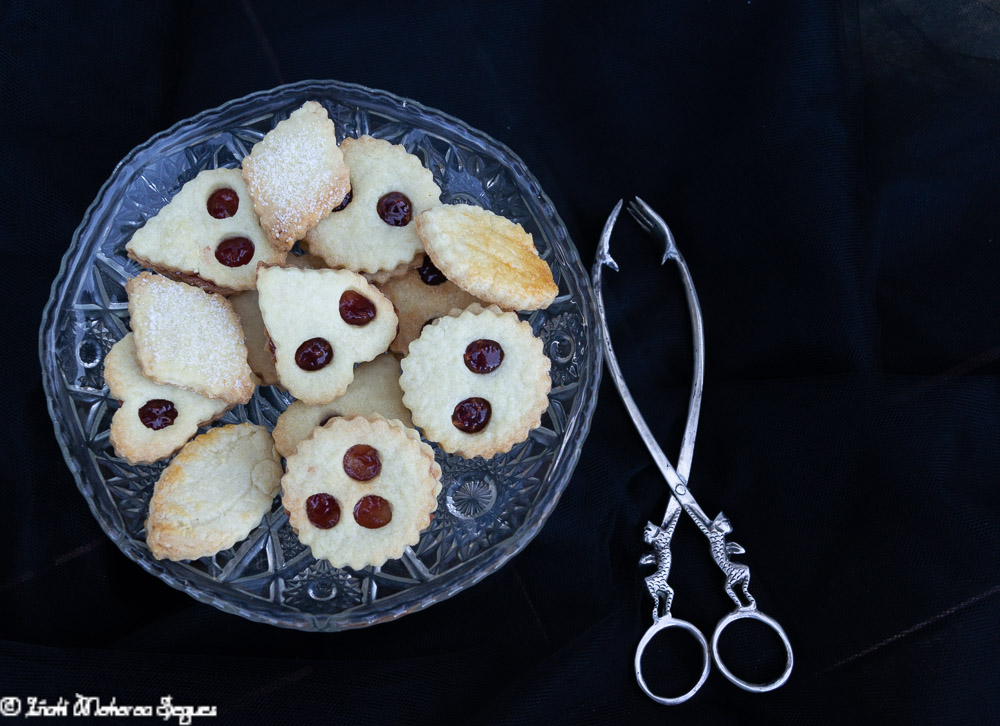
top-left (283, 417), bottom-right (442, 569)
top-left (305, 444), bottom-right (390, 531)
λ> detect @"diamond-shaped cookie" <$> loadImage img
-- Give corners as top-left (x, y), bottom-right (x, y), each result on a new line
top-left (242, 101), bottom-right (350, 251)
top-left (126, 272), bottom-right (255, 405)
top-left (415, 203), bottom-right (558, 311)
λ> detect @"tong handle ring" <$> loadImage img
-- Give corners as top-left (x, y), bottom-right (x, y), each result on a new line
top-left (711, 608), bottom-right (794, 693)
top-left (634, 616), bottom-right (711, 705)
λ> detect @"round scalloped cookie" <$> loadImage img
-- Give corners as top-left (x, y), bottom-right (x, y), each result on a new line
top-left (400, 304), bottom-right (551, 458)
top-left (415, 203), bottom-right (558, 311)
top-left (272, 353), bottom-right (413, 458)
top-left (126, 168), bottom-right (285, 294)
top-left (126, 272), bottom-right (255, 406)
top-left (104, 334), bottom-right (231, 465)
top-left (242, 101), bottom-right (350, 251)
top-left (146, 424), bottom-right (282, 561)
top-left (304, 135), bottom-right (442, 275)
top-left (255, 266), bottom-right (397, 405)
top-left (281, 416), bottom-right (442, 569)
top-left (376, 256), bottom-right (481, 355)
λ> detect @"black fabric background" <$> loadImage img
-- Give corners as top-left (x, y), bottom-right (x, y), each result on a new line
top-left (4, 1), bottom-right (1000, 723)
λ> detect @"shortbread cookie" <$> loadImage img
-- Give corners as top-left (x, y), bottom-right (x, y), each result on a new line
top-left (416, 204), bottom-right (558, 311)
top-left (242, 101), bottom-right (350, 251)
top-left (104, 334), bottom-right (231, 465)
top-left (256, 266), bottom-right (397, 404)
top-left (377, 256), bottom-right (480, 355)
top-left (126, 168), bottom-right (285, 294)
top-left (400, 304), bottom-right (551, 458)
top-left (281, 416), bottom-right (442, 569)
top-left (127, 272), bottom-right (255, 405)
top-left (228, 290), bottom-right (278, 387)
top-left (146, 423), bottom-right (282, 561)
top-left (272, 354), bottom-right (412, 458)
top-left (284, 248), bottom-right (328, 270)
top-left (230, 250), bottom-right (333, 386)
top-left (363, 254), bottom-right (421, 285)
top-left (305, 135), bottom-right (442, 275)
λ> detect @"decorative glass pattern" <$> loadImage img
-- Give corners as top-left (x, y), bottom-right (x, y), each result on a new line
top-left (40, 80), bottom-right (600, 631)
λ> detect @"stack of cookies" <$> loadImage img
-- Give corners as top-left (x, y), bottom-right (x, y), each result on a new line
top-left (111, 100), bottom-right (558, 569)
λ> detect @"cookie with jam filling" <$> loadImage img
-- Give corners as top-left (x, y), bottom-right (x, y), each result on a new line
top-left (400, 303), bottom-right (551, 459)
top-left (104, 334), bottom-right (232, 465)
top-left (126, 168), bottom-right (285, 294)
top-left (376, 255), bottom-right (481, 355)
top-left (281, 415), bottom-right (441, 569)
top-left (256, 266), bottom-right (397, 405)
top-left (304, 135), bottom-right (442, 278)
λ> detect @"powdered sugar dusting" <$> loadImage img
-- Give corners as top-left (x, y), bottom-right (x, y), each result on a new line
top-left (129, 273), bottom-right (253, 403)
top-left (243, 101), bottom-right (350, 246)
top-left (255, 130), bottom-right (331, 223)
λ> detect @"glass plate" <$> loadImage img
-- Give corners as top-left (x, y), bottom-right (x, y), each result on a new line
top-left (39, 80), bottom-right (600, 631)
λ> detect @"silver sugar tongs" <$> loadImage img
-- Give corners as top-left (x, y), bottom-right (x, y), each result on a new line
top-left (593, 198), bottom-right (793, 704)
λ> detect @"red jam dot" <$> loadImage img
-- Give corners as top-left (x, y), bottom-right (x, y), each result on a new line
top-left (376, 191), bottom-right (413, 226)
top-left (332, 189), bottom-right (352, 212)
top-left (464, 339), bottom-right (504, 374)
top-left (343, 444), bottom-right (381, 481)
top-left (417, 255), bottom-right (447, 285)
top-left (452, 397), bottom-right (491, 433)
top-left (206, 188), bottom-right (239, 218)
top-left (138, 399), bottom-right (178, 431)
top-left (353, 495), bottom-right (392, 529)
top-left (339, 290), bottom-right (376, 326)
top-left (295, 337), bottom-right (333, 371)
top-left (306, 493), bottom-right (341, 529)
top-left (214, 237), bottom-right (255, 267)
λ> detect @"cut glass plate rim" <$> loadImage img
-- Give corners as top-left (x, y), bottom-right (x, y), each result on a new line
top-left (39, 79), bottom-right (601, 630)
